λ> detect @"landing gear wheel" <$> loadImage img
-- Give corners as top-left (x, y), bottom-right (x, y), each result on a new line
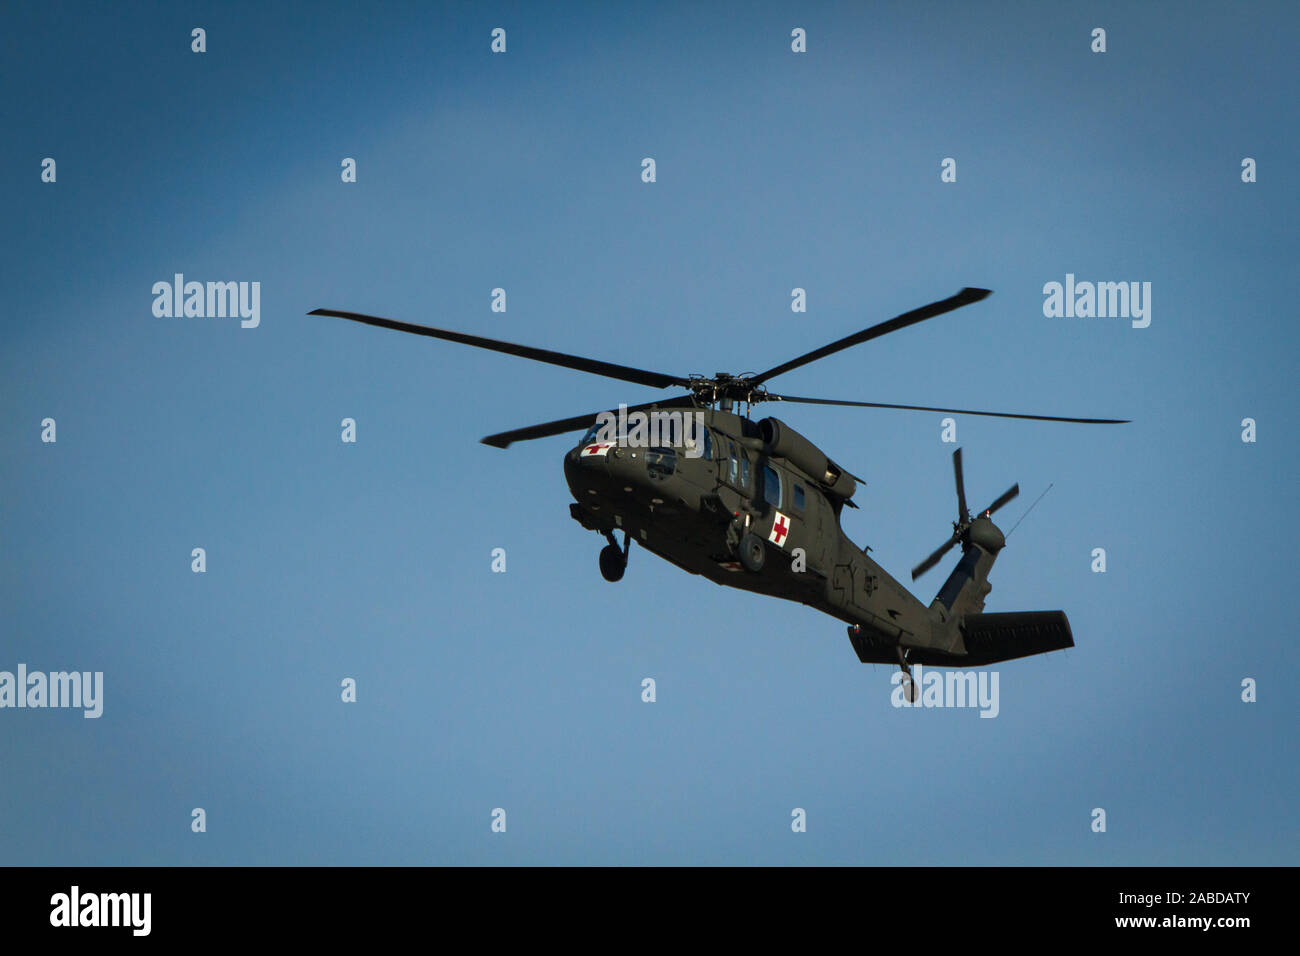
top-left (599, 544), bottom-right (626, 582)
top-left (737, 533), bottom-right (766, 573)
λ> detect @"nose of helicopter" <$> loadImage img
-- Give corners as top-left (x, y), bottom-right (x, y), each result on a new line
top-left (564, 442), bottom-right (652, 498)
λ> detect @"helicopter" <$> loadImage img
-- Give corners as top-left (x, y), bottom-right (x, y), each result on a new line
top-left (309, 288), bottom-right (1126, 698)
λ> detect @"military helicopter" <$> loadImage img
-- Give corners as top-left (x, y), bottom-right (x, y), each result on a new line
top-left (309, 288), bottom-right (1125, 697)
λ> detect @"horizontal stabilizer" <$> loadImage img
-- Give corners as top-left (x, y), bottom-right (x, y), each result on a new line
top-left (848, 610), bottom-right (1074, 667)
top-left (954, 610), bottom-right (1074, 666)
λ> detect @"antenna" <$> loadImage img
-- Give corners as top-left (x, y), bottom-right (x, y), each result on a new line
top-left (1006, 483), bottom-right (1054, 538)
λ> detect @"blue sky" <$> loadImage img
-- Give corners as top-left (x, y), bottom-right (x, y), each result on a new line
top-left (1, 1), bottom-right (1295, 864)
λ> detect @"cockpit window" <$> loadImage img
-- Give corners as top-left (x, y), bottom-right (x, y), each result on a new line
top-left (646, 447), bottom-right (677, 478)
top-left (579, 421), bottom-right (603, 447)
top-left (682, 426), bottom-right (712, 460)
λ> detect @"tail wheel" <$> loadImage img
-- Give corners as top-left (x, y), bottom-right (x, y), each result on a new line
top-left (737, 533), bottom-right (766, 573)
top-left (902, 673), bottom-right (918, 703)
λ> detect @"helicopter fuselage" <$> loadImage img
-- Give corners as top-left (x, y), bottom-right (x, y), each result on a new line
top-left (564, 405), bottom-right (951, 657)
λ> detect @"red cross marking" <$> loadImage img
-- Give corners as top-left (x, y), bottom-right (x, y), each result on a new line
top-left (773, 515), bottom-right (789, 544)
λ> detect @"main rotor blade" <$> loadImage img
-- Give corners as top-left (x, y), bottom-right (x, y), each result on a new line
top-left (767, 394), bottom-right (1129, 425)
top-left (982, 484), bottom-right (1020, 517)
top-left (953, 448), bottom-right (968, 523)
top-left (751, 287), bottom-right (992, 385)
top-left (481, 395), bottom-right (699, 449)
top-left (911, 534), bottom-right (960, 581)
top-left (308, 309), bottom-right (691, 390)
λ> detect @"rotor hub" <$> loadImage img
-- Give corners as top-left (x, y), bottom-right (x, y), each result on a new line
top-left (689, 374), bottom-right (770, 407)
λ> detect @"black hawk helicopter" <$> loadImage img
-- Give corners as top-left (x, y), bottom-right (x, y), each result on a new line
top-left (310, 289), bottom-right (1125, 696)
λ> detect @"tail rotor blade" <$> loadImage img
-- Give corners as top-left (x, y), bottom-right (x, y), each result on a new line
top-left (915, 451), bottom-right (1020, 581)
top-left (953, 448), bottom-right (968, 522)
top-left (983, 483), bottom-right (1020, 517)
top-left (911, 534), bottom-right (960, 581)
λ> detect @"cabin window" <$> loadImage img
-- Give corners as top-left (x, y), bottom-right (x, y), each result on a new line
top-left (741, 455), bottom-right (751, 489)
top-left (728, 443), bottom-right (739, 482)
top-left (793, 483), bottom-right (806, 511)
top-left (763, 464), bottom-right (782, 509)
